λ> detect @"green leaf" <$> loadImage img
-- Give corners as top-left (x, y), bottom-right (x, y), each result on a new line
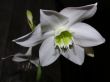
top-left (26, 10), bottom-right (34, 31)
top-left (36, 65), bottom-right (42, 81)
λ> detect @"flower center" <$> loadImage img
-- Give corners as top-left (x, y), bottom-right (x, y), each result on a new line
top-left (55, 31), bottom-right (73, 49)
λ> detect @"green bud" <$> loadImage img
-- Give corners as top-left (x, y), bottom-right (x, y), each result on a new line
top-left (26, 10), bottom-right (34, 31)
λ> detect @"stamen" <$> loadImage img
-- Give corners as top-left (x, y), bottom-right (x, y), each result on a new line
top-left (55, 31), bottom-right (73, 52)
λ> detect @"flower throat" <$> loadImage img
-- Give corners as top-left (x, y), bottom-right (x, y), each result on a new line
top-left (55, 31), bottom-right (73, 51)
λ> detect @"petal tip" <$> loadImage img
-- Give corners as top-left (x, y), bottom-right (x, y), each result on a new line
top-left (90, 2), bottom-right (98, 6)
top-left (77, 61), bottom-right (84, 66)
top-left (99, 37), bottom-right (106, 45)
top-left (88, 53), bottom-right (95, 57)
top-left (86, 2), bottom-right (98, 8)
top-left (94, 2), bottom-right (98, 6)
top-left (40, 9), bottom-right (46, 12)
top-left (12, 39), bottom-right (16, 42)
top-left (12, 39), bottom-right (19, 43)
top-left (102, 38), bottom-right (106, 43)
top-left (40, 9), bottom-right (44, 13)
top-left (40, 9), bottom-right (43, 11)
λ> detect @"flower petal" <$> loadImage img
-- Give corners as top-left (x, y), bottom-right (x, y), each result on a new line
top-left (69, 23), bottom-right (105, 47)
top-left (40, 9), bottom-right (68, 32)
top-left (42, 30), bottom-right (54, 39)
top-left (62, 44), bottom-right (84, 65)
top-left (30, 59), bottom-right (39, 67)
top-left (85, 47), bottom-right (94, 57)
top-left (24, 47), bottom-right (32, 56)
top-left (39, 36), bottom-right (60, 66)
top-left (60, 3), bottom-right (97, 26)
top-left (12, 53), bottom-right (28, 62)
top-left (13, 24), bottom-right (42, 47)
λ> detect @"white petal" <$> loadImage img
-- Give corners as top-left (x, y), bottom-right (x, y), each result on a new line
top-left (69, 23), bottom-right (105, 47)
top-left (13, 24), bottom-right (42, 47)
top-left (62, 44), bottom-right (84, 65)
top-left (40, 9), bottom-right (68, 32)
top-left (30, 59), bottom-right (39, 67)
top-left (42, 30), bottom-right (54, 39)
top-left (12, 53), bottom-right (28, 62)
top-left (39, 36), bottom-right (60, 66)
top-left (25, 47), bottom-right (32, 56)
top-left (60, 3), bottom-right (97, 26)
top-left (85, 47), bottom-right (94, 57)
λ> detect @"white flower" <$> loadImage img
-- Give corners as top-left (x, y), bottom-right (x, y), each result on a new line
top-left (13, 3), bottom-right (105, 66)
top-left (12, 47), bottom-right (39, 67)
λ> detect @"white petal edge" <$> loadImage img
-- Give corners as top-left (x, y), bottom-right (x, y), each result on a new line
top-left (61, 44), bottom-right (85, 65)
top-left (69, 22), bottom-right (105, 47)
top-left (39, 36), bottom-right (60, 66)
top-left (60, 3), bottom-right (97, 26)
top-left (13, 24), bottom-right (42, 47)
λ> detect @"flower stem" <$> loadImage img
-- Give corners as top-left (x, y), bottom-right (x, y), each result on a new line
top-left (36, 65), bottom-right (42, 81)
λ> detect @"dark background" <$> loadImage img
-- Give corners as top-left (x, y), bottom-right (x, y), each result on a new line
top-left (0, 0), bottom-right (109, 82)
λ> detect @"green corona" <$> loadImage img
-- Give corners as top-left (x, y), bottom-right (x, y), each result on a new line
top-left (55, 31), bottom-right (73, 48)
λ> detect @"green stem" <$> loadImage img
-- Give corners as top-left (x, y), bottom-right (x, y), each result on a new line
top-left (36, 65), bottom-right (42, 81)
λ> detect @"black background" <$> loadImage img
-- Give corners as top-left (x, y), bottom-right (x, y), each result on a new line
top-left (0, 0), bottom-right (109, 82)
